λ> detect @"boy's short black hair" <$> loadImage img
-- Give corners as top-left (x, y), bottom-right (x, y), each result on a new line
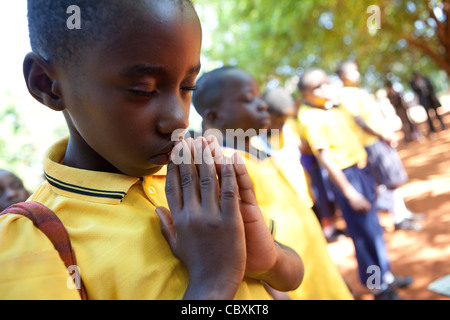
top-left (192, 66), bottom-right (240, 117)
top-left (262, 88), bottom-right (294, 115)
top-left (27, 0), bottom-right (194, 67)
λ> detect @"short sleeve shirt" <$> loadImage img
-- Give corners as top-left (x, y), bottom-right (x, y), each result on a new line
top-left (298, 104), bottom-right (367, 170)
top-left (0, 138), bottom-right (272, 300)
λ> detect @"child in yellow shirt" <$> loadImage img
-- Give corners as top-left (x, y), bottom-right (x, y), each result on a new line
top-left (297, 68), bottom-right (411, 300)
top-left (192, 66), bottom-right (353, 300)
top-left (0, 0), bottom-right (303, 300)
top-left (337, 60), bottom-right (422, 231)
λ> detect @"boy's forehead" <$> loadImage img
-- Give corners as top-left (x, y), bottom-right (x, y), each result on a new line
top-left (224, 69), bottom-right (254, 87)
top-left (122, 1), bottom-right (198, 26)
top-left (79, 1), bottom-right (201, 72)
top-left (0, 170), bottom-right (17, 182)
top-left (91, 0), bottom-right (200, 47)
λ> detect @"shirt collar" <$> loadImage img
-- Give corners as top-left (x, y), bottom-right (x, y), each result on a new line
top-left (43, 138), bottom-right (141, 205)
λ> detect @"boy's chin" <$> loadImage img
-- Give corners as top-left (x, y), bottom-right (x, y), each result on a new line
top-left (118, 164), bottom-right (165, 178)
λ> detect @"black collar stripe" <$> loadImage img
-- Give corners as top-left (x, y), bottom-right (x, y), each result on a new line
top-left (45, 172), bottom-right (126, 200)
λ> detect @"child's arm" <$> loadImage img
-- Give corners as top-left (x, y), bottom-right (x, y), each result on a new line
top-left (353, 116), bottom-right (397, 147)
top-left (156, 139), bottom-right (246, 300)
top-left (316, 148), bottom-right (371, 214)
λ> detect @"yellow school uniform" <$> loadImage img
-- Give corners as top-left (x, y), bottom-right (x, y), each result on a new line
top-left (298, 104), bottom-right (367, 170)
top-left (339, 86), bottom-right (390, 147)
top-left (224, 148), bottom-right (353, 300)
top-left (250, 126), bottom-right (314, 209)
top-left (285, 117), bottom-right (302, 141)
top-left (0, 138), bottom-right (272, 300)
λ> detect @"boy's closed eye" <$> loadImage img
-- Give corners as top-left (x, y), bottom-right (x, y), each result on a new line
top-left (128, 84), bottom-right (198, 97)
top-left (239, 91), bottom-right (256, 103)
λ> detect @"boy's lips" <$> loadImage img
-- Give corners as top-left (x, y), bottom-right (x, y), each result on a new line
top-left (260, 114), bottom-right (271, 126)
top-left (149, 152), bottom-right (171, 165)
top-left (148, 143), bottom-right (176, 165)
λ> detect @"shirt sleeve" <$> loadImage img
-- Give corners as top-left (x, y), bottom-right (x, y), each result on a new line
top-left (0, 214), bottom-right (81, 300)
top-left (299, 111), bottom-right (330, 154)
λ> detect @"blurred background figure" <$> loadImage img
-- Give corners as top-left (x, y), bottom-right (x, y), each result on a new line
top-left (258, 87), bottom-right (346, 243)
top-left (0, 169), bottom-right (30, 212)
top-left (386, 81), bottom-right (423, 143)
top-left (254, 87), bottom-right (315, 210)
top-left (410, 72), bottom-right (447, 135)
top-left (337, 61), bottom-right (423, 231)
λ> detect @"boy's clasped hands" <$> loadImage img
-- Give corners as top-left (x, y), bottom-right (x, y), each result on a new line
top-left (156, 136), bottom-right (303, 299)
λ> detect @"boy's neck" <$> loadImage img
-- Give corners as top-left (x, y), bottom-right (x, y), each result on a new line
top-left (304, 101), bottom-right (327, 110)
top-left (343, 81), bottom-right (358, 88)
top-left (63, 135), bottom-right (121, 174)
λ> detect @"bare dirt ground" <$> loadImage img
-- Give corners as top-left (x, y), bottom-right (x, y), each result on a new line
top-left (327, 111), bottom-right (450, 300)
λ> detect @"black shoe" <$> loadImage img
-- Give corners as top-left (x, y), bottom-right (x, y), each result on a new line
top-left (395, 219), bottom-right (421, 231)
top-left (374, 287), bottom-right (404, 300)
top-left (392, 275), bottom-right (413, 288)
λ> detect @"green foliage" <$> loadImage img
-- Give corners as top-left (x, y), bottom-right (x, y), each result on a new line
top-left (194, 0), bottom-right (450, 93)
top-left (0, 90), bottom-right (68, 192)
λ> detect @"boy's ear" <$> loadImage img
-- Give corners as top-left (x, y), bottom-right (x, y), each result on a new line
top-left (23, 52), bottom-right (65, 111)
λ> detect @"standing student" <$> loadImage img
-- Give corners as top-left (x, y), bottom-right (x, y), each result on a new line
top-left (297, 68), bottom-right (412, 300)
top-left (0, 0), bottom-right (304, 300)
top-left (337, 61), bottom-right (423, 231)
top-left (257, 88), bottom-right (345, 242)
top-left (192, 66), bottom-right (353, 300)
top-left (386, 81), bottom-right (422, 143)
top-left (410, 71), bottom-right (447, 135)
top-left (252, 87), bottom-right (315, 210)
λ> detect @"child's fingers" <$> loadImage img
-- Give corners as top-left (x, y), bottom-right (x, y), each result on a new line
top-left (232, 152), bottom-right (258, 206)
top-left (165, 160), bottom-right (183, 214)
top-left (178, 139), bottom-right (201, 210)
top-left (205, 135), bottom-right (225, 173)
top-left (184, 137), bottom-right (197, 163)
top-left (194, 138), bottom-right (220, 212)
top-left (155, 206), bottom-right (177, 251)
top-left (219, 162), bottom-right (240, 219)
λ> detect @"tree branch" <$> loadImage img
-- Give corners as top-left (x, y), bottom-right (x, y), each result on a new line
top-left (405, 36), bottom-right (450, 76)
top-left (427, 3), bottom-right (449, 50)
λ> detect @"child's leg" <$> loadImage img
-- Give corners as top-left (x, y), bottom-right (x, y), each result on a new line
top-left (306, 163), bottom-right (339, 239)
top-left (331, 166), bottom-right (391, 288)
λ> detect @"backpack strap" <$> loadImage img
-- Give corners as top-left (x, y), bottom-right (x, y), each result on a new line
top-left (0, 201), bottom-right (88, 300)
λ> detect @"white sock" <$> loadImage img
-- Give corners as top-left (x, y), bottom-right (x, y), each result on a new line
top-left (389, 188), bottom-right (410, 224)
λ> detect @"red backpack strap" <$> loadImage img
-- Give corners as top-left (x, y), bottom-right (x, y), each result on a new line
top-left (0, 201), bottom-right (88, 300)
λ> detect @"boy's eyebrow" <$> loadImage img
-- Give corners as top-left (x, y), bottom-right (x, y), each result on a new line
top-left (121, 64), bottom-right (201, 77)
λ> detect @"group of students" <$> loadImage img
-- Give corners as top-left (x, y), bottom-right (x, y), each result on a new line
top-left (0, 0), bottom-right (423, 300)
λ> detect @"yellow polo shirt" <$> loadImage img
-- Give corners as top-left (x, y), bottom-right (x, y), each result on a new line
top-left (224, 148), bottom-right (353, 300)
top-left (0, 138), bottom-right (272, 300)
top-left (339, 86), bottom-right (389, 147)
top-left (298, 104), bottom-right (367, 170)
top-left (250, 128), bottom-right (314, 209)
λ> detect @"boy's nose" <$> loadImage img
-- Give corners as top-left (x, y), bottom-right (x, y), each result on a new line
top-left (156, 101), bottom-right (189, 136)
top-left (257, 97), bottom-right (269, 112)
